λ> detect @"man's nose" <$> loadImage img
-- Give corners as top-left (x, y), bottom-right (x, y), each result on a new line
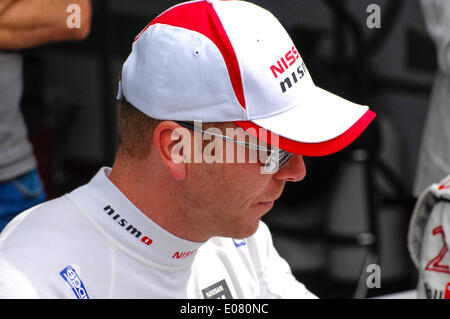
top-left (273, 155), bottom-right (306, 182)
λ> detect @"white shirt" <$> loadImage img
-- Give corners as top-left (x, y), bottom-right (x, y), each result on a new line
top-left (0, 167), bottom-right (316, 299)
top-left (408, 174), bottom-right (450, 299)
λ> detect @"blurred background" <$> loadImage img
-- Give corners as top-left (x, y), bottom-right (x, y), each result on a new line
top-left (15, 0), bottom-right (438, 298)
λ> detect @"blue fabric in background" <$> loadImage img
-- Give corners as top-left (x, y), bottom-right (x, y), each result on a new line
top-left (0, 169), bottom-right (46, 232)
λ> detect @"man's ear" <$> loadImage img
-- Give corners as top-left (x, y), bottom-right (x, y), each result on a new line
top-left (152, 121), bottom-right (191, 181)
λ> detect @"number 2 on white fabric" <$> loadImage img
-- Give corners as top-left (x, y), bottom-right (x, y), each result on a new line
top-left (425, 226), bottom-right (450, 274)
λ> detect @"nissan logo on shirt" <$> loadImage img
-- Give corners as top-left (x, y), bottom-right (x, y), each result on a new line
top-left (103, 205), bottom-right (153, 246)
top-left (171, 249), bottom-right (197, 259)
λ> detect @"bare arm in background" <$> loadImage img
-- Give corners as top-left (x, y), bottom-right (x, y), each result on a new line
top-left (0, 0), bottom-right (91, 49)
top-left (0, 0), bottom-right (14, 17)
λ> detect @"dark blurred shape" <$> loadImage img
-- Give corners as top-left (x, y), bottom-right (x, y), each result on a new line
top-left (406, 28), bottom-right (438, 72)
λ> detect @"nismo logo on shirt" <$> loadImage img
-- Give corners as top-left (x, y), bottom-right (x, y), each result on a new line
top-left (104, 205), bottom-right (153, 246)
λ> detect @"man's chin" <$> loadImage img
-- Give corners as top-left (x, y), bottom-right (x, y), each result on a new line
top-left (256, 200), bottom-right (275, 210)
top-left (216, 204), bottom-right (274, 239)
top-left (227, 219), bottom-right (261, 240)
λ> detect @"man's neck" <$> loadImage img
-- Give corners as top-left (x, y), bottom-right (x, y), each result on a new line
top-left (107, 158), bottom-right (208, 243)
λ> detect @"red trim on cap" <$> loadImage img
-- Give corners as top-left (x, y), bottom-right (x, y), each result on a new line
top-left (136, 0), bottom-right (246, 109)
top-left (234, 109), bottom-right (376, 156)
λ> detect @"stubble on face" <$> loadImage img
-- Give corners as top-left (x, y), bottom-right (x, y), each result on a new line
top-left (180, 160), bottom-right (285, 240)
top-left (175, 122), bottom-right (287, 241)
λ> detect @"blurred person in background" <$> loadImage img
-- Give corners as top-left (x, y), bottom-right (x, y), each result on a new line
top-left (0, 0), bottom-right (91, 231)
top-left (409, 0), bottom-right (450, 299)
top-left (414, 0), bottom-right (450, 197)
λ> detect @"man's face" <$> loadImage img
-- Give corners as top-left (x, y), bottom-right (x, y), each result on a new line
top-left (179, 123), bottom-right (306, 239)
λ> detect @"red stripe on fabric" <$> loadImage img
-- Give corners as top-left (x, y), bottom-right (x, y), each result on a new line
top-left (137, 1), bottom-right (246, 109)
top-left (134, 23), bottom-right (151, 42)
top-left (234, 110), bottom-right (376, 156)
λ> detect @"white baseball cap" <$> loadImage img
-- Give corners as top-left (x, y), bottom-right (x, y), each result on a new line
top-left (118, 0), bottom-right (376, 156)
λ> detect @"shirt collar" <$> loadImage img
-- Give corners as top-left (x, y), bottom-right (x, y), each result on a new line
top-left (68, 167), bottom-right (205, 270)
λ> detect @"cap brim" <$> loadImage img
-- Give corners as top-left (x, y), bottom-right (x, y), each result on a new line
top-left (234, 86), bottom-right (376, 156)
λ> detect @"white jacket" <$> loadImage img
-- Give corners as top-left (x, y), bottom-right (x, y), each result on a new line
top-left (0, 167), bottom-right (316, 299)
top-left (408, 174), bottom-right (450, 299)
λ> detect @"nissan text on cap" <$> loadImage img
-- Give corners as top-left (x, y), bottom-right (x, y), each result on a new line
top-left (118, 0), bottom-right (376, 157)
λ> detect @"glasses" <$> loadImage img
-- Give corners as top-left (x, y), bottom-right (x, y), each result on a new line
top-left (175, 121), bottom-right (295, 173)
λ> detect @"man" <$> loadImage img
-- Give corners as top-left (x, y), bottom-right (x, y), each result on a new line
top-left (0, 0), bottom-right (92, 231)
top-left (0, 0), bottom-right (375, 298)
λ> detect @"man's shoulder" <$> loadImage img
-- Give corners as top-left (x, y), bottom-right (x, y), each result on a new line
top-left (0, 193), bottom-right (106, 298)
top-left (0, 194), bottom-right (95, 259)
top-left (0, 198), bottom-right (69, 296)
top-left (2, 196), bottom-right (77, 237)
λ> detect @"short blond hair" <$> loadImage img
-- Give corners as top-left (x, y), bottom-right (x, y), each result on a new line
top-left (117, 97), bottom-right (161, 159)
